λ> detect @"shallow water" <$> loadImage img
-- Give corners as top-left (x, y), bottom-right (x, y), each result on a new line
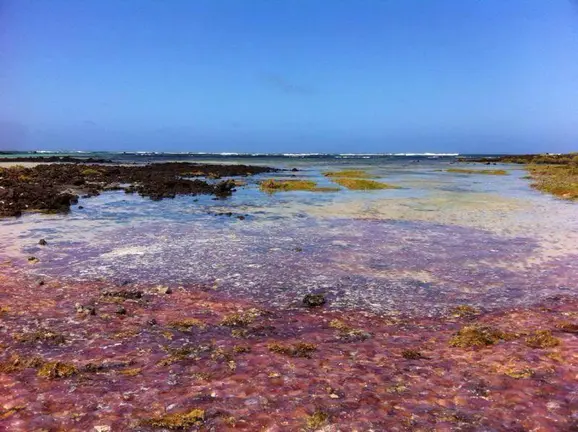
top-left (1, 157), bottom-right (577, 315)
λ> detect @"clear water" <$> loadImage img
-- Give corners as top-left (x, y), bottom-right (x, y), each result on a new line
top-left (1, 155), bottom-right (577, 316)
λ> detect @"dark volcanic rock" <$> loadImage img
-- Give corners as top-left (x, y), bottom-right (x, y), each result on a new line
top-left (303, 293), bottom-right (326, 308)
top-left (0, 162), bottom-right (276, 217)
top-left (38, 239), bottom-right (47, 246)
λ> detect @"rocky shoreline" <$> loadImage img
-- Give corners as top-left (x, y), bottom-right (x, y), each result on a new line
top-left (0, 162), bottom-right (277, 217)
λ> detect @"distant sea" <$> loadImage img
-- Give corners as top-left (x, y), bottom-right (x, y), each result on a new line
top-left (0, 150), bottom-right (502, 165)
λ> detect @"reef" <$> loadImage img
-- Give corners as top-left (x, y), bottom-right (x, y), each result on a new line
top-left (0, 162), bottom-right (276, 217)
top-left (0, 268), bottom-right (577, 431)
top-left (0, 155), bottom-right (114, 163)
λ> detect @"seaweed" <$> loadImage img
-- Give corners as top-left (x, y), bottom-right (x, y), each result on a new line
top-left (449, 325), bottom-right (515, 348)
top-left (140, 408), bottom-right (205, 430)
top-left (259, 179), bottom-right (339, 193)
top-left (401, 349), bottom-right (427, 360)
top-left (0, 406), bottom-right (25, 420)
top-left (305, 410), bottom-right (329, 430)
top-left (525, 330), bottom-right (560, 348)
top-left (323, 169), bottom-right (377, 179)
top-left (555, 322), bottom-right (578, 333)
top-left (37, 361), bottom-right (78, 379)
top-left (331, 178), bottom-right (401, 190)
top-left (527, 164), bottom-right (578, 200)
top-left (168, 318), bottom-right (206, 331)
top-left (267, 342), bottom-right (317, 358)
top-left (328, 319), bottom-right (371, 342)
top-left (13, 329), bottom-right (66, 345)
top-left (447, 168), bottom-right (508, 175)
top-left (0, 354), bottom-right (43, 373)
top-left (220, 308), bottom-right (263, 327)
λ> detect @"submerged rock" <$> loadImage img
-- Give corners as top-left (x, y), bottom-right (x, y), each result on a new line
top-left (303, 293), bottom-right (326, 308)
top-left (38, 239), bottom-right (48, 246)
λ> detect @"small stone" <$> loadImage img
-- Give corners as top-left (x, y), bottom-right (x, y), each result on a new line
top-left (38, 280), bottom-right (45, 286)
top-left (75, 303), bottom-right (96, 315)
top-left (27, 256), bottom-right (38, 263)
top-left (156, 285), bottom-right (172, 294)
top-left (116, 306), bottom-right (127, 315)
top-left (38, 239), bottom-right (48, 246)
top-left (78, 205), bottom-right (84, 210)
top-left (147, 318), bottom-right (157, 326)
top-left (237, 215), bottom-right (246, 220)
top-left (303, 293), bottom-right (326, 308)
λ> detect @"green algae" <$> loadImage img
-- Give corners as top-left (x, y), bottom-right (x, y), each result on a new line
top-left (504, 368), bottom-right (535, 379)
top-left (323, 169), bottom-right (377, 179)
top-left (328, 319), bottom-right (371, 342)
top-left (449, 325), bottom-right (515, 348)
top-left (527, 164), bottom-right (578, 200)
top-left (259, 179), bottom-right (339, 193)
top-left (447, 168), bottom-right (508, 175)
top-left (168, 318), bottom-right (206, 331)
top-left (140, 408), bottom-right (205, 430)
top-left (157, 345), bottom-right (210, 367)
top-left (331, 177), bottom-right (401, 190)
top-left (220, 308), bottom-right (262, 327)
top-left (525, 330), bottom-right (560, 348)
top-left (81, 168), bottom-right (102, 176)
top-left (305, 410), bottom-right (329, 430)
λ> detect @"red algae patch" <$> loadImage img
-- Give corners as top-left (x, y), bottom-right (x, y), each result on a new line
top-left (1, 270), bottom-right (578, 430)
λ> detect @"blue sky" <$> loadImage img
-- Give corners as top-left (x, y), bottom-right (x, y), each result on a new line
top-left (2, 0), bottom-right (578, 153)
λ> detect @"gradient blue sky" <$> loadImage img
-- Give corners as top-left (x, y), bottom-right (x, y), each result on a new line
top-left (2, 0), bottom-right (578, 153)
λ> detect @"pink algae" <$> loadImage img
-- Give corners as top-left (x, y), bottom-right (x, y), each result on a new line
top-left (0, 266), bottom-right (577, 431)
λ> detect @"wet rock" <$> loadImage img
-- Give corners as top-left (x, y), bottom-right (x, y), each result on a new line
top-left (78, 205), bottom-right (84, 210)
top-left (146, 318), bottom-right (158, 326)
top-left (237, 215), bottom-right (246, 220)
top-left (101, 289), bottom-right (143, 300)
top-left (303, 293), bottom-right (326, 308)
top-left (291, 168), bottom-right (299, 172)
top-left (0, 162), bottom-right (276, 217)
top-left (38, 239), bottom-right (48, 246)
top-left (116, 306), bottom-right (127, 315)
top-left (401, 349), bottom-right (427, 360)
top-left (38, 280), bottom-right (45, 286)
top-left (75, 303), bottom-right (96, 315)
top-left (27, 256), bottom-right (38, 264)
